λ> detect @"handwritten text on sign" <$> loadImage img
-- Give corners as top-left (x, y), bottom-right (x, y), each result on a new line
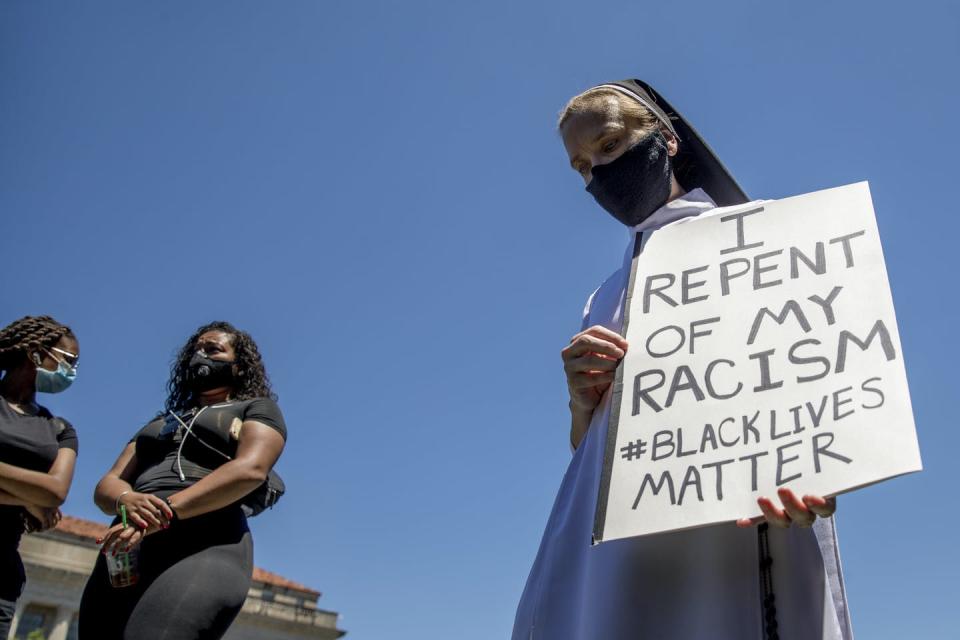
top-left (593, 182), bottom-right (922, 543)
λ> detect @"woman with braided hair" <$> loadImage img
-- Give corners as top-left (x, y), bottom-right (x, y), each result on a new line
top-left (0, 315), bottom-right (80, 636)
top-left (79, 321), bottom-right (286, 640)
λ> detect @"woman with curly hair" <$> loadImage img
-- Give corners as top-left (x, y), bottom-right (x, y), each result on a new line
top-left (78, 321), bottom-right (286, 640)
top-left (0, 315), bottom-right (80, 637)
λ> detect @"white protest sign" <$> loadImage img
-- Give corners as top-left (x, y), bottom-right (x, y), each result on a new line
top-left (593, 182), bottom-right (922, 543)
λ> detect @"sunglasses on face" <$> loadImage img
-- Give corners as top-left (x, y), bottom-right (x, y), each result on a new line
top-left (46, 346), bottom-right (79, 369)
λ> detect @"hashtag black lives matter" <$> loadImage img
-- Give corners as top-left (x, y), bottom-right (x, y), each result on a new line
top-left (624, 377), bottom-right (885, 508)
top-left (622, 206), bottom-right (898, 510)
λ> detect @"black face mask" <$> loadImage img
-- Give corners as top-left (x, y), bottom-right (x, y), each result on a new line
top-left (586, 129), bottom-right (673, 227)
top-left (187, 353), bottom-right (235, 392)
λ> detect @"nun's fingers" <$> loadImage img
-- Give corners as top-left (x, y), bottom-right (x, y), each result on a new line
top-left (735, 515), bottom-right (765, 528)
top-left (562, 332), bottom-right (627, 362)
top-left (802, 494), bottom-right (837, 518)
top-left (739, 492), bottom-right (834, 529)
top-left (567, 371), bottom-right (615, 390)
top-left (564, 354), bottom-right (620, 374)
top-left (576, 326), bottom-right (629, 351)
top-left (757, 496), bottom-right (792, 528)
top-left (777, 488), bottom-right (816, 527)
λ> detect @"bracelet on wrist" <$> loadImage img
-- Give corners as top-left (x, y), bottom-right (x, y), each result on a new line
top-left (164, 496), bottom-right (180, 522)
top-left (115, 491), bottom-right (130, 515)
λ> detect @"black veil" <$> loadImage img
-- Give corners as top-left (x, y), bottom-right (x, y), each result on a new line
top-left (595, 79), bottom-right (749, 207)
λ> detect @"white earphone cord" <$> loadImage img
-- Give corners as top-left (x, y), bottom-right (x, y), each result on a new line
top-left (167, 406), bottom-right (233, 482)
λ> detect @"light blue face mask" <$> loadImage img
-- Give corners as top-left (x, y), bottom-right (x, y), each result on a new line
top-left (34, 350), bottom-right (77, 394)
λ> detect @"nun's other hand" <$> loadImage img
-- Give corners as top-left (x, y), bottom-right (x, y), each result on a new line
top-left (562, 326), bottom-right (628, 414)
top-left (735, 489), bottom-right (836, 529)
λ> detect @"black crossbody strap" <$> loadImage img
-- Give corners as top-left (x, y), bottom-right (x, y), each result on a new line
top-left (758, 523), bottom-right (779, 640)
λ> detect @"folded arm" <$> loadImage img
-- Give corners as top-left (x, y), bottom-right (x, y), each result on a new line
top-left (0, 448), bottom-right (77, 507)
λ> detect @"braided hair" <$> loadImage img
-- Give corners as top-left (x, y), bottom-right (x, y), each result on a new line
top-left (166, 321), bottom-right (276, 413)
top-left (0, 315), bottom-right (75, 374)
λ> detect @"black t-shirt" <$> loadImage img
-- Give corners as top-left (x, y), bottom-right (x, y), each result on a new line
top-left (130, 398), bottom-right (285, 498)
top-left (0, 399), bottom-right (79, 599)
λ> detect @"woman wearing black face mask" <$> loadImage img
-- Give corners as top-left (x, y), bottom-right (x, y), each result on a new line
top-left (79, 321), bottom-right (286, 640)
top-left (0, 315), bottom-right (80, 638)
top-left (512, 81), bottom-right (853, 640)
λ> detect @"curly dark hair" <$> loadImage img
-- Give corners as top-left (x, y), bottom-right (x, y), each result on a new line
top-left (0, 315), bottom-right (75, 373)
top-left (165, 321), bottom-right (276, 413)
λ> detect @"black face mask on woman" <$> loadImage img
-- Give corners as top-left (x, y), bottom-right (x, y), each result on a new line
top-left (187, 352), bottom-right (235, 391)
top-left (586, 129), bottom-right (673, 227)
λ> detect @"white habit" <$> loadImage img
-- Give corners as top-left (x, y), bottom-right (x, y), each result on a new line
top-left (512, 190), bottom-right (855, 640)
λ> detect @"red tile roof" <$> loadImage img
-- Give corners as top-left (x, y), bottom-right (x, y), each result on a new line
top-left (57, 515), bottom-right (109, 540)
top-left (55, 515), bottom-right (320, 597)
top-left (251, 567), bottom-right (319, 596)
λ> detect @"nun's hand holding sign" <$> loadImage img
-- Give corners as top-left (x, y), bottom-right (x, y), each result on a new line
top-left (563, 326), bottom-right (629, 409)
top-left (737, 489), bottom-right (838, 529)
top-left (562, 325), bottom-right (629, 448)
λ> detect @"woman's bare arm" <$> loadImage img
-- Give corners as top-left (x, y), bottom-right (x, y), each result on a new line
top-left (93, 442), bottom-right (172, 529)
top-left (0, 487), bottom-right (33, 507)
top-left (166, 421), bottom-right (284, 520)
top-left (0, 448), bottom-right (77, 507)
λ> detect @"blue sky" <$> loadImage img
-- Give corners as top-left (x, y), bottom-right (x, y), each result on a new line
top-left (1, 1), bottom-right (957, 638)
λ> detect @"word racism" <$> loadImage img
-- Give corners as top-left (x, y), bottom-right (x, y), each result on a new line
top-left (594, 183), bottom-right (921, 542)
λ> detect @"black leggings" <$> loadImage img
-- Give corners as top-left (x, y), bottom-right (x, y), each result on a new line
top-left (0, 538), bottom-right (25, 639)
top-left (78, 507), bottom-right (253, 640)
top-left (0, 596), bottom-right (16, 639)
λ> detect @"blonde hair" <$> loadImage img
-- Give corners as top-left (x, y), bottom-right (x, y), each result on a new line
top-left (557, 87), bottom-right (661, 132)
